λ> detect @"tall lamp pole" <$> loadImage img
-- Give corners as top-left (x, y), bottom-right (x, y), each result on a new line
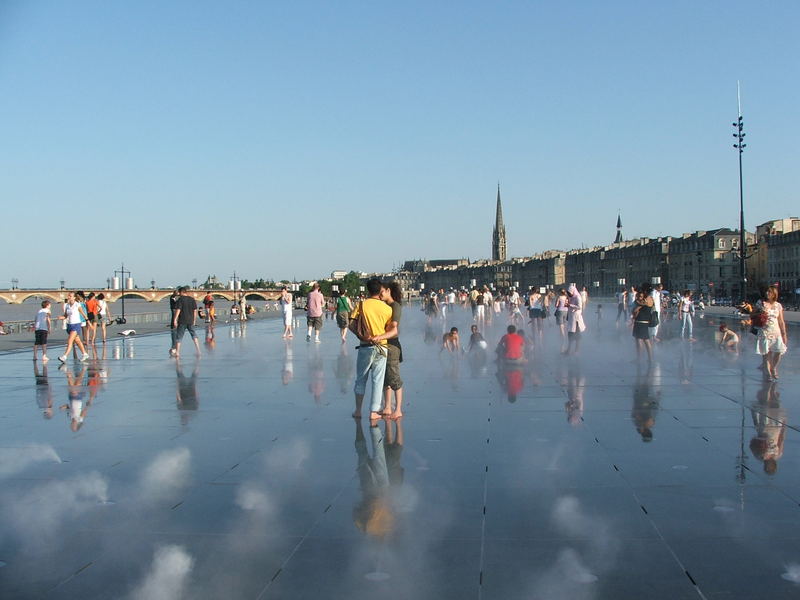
top-left (114, 262), bottom-right (131, 324)
top-left (733, 82), bottom-right (747, 303)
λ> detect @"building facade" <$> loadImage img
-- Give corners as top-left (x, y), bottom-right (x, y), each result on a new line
top-left (767, 229), bottom-right (800, 302)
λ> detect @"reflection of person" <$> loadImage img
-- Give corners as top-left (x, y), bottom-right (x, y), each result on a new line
top-left (204, 324), bottom-right (216, 351)
top-left (678, 340), bottom-right (693, 384)
top-left (632, 369), bottom-right (661, 441)
top-left (353, 419), bottom-right (394, 539)
top-left (60, 364), bottom-right (89, 431)
top-left (176, 360), bottom-right (199, 426)
top-left (565, 362), bottom-right (585, 426)
top-left (34, 362), bottom-right (53, 419)
top-left (307, 346), bottom-right (325, 403)
top-left (281, 340), bottom-right (294, 385)
top-left (750, 381), bottom-right (786, 475)
top-left (334, 344), bottom-right (354, 393)
top-left (384, 418), bottom-right (404, 488)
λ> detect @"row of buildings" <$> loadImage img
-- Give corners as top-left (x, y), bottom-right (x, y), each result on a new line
top-left (383, 189), bottom-right (800, 302)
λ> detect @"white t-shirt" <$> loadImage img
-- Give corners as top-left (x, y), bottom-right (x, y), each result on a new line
top-left (97, 299), bottom-right (107, 316)
top-left (650, 290), bottom-right (661, 313)
top-left (447, 292), bottom-right (456, 304)
top-left (35, 307), bottom-right (51, 331)
top-left (65, 302), bottom-right (83, 325)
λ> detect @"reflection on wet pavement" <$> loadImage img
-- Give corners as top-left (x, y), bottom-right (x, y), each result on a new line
top-left (1, 307), bottom-right (799, 599)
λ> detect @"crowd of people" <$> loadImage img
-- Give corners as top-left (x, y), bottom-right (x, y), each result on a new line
top-left (31, 278), bottom-right (790, 421)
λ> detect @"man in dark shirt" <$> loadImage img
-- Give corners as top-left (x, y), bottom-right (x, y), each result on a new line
top-left (171, 286), bottom-right (200, 358)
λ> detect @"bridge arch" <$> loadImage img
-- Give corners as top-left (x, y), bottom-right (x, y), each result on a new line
top-left (0, 291), bottom-right (67, 305)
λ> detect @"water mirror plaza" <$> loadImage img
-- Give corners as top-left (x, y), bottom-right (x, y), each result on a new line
top-left (1, 307), bottom-right (799, 599)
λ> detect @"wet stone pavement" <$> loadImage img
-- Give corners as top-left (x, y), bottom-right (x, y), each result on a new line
top-left (0, 307), bottom-right (799, 599)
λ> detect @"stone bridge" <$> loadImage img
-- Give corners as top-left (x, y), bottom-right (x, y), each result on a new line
top-left (0, 289), bottom-right (283, 305)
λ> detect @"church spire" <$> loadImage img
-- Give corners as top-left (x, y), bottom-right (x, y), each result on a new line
top-left (614, 212), bottom-right (623, 244)
top-left (492, 184), bottom-right (507, 261)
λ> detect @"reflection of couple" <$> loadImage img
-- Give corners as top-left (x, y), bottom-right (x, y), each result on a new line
top-left (353, 418), bottom-right (404, 539)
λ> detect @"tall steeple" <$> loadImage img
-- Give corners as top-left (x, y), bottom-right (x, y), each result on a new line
top-left (614, 213), bottom-right (623, 244)
top-left (492, 184), bottom-right (507, 261)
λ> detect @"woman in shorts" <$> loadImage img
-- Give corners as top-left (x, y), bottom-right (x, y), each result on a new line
top-left (378, 282), bottom-right (404, 419)
top-left (96, 293), bottom-right (111, 343)
top-left (334, 290), bottom-right (352, 343)
top-left (59, 292), bottom-right (90, 363)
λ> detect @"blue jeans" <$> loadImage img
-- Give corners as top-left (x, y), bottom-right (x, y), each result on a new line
top-left (680, 313), bottom-right (693, 338)
top-left (354, 345), bottom-right (387, 413)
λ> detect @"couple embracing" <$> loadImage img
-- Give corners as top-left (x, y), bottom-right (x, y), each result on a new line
top-left (351, 278), bottom-right (404, 421)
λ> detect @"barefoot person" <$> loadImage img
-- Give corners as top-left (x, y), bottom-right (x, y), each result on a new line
top-left (372, 282), bottom-right (404, 419)
top-left (334, 290), bottom-right (353, 343)
top-left (171, 286), bottom-right (201, 358)
top-left (755, 285), bottom-right (788, 381)
top-left (441, 327), bottom-right (461, 353)
top-left (58, 292), bottom-right (90, 363)
top-left (33, 300), bottom-right (52, 362)
top-left (351, 278), bottom-right (393, 421)
top-left (96, 293), bottom-right (111, 343)
top-left (280, 286), bottom-right (294, 338)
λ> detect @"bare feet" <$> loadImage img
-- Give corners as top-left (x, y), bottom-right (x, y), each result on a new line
top-left (352, 411), bottom-right (362, 419)
top-left (368, 411), bottom-right (383, 422)
top-left (391, 411), bottom-right (403, 419)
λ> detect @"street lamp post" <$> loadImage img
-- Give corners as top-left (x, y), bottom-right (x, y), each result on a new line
top-left (733, 83), bottom-right (747, 303)
top-left (114, 263), bottom-right (130, 324)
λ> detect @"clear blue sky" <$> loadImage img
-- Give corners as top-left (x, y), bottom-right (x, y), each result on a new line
top-left (1, 1), bottom-right (798, 288)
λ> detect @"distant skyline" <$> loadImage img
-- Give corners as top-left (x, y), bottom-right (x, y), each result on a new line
top-left (1, 1), bottom-right (799, 287)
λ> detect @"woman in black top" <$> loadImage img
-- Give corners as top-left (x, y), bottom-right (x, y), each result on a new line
top-left (380, 282), bottom-right (404, 419)
top-left (631, 291), bottom-right (655, 363)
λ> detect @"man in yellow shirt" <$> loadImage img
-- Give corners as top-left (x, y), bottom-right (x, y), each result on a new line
top-left (350, 278), bottom-right (393, 421)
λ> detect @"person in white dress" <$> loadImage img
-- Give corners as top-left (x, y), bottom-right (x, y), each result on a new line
top-left (280, 287), bottom-right (294, 338)
top-left (565, 284), bottom-right (586, 355)
top-left (755, 285), bottom-right (788, 381)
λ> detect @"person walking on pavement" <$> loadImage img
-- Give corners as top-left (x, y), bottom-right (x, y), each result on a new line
top-left (171, 286), bottom-right (201, 358)
top-left (306, 283), bottom-right (324, 342)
